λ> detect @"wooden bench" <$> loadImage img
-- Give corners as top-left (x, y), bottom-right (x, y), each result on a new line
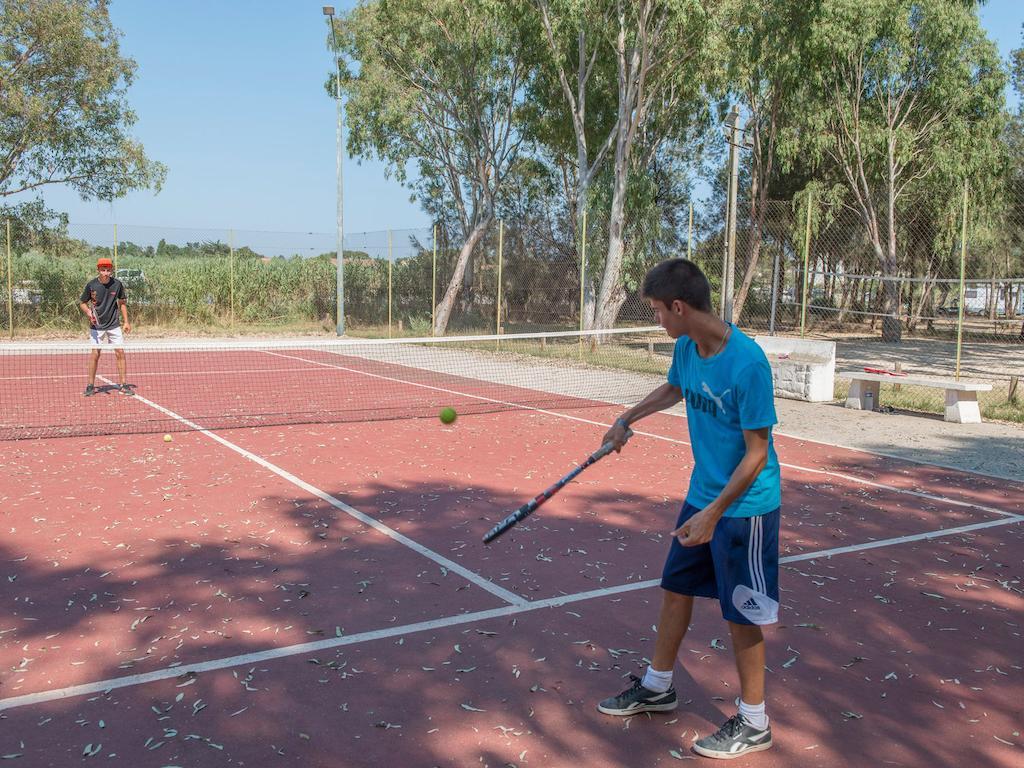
top-left (838, 370), bottom-right (992, 424)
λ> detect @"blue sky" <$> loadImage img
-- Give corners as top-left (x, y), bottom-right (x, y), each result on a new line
top-left (15, 0), bottom-right (1024, 239)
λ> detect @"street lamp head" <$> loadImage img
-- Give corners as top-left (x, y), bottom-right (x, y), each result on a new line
top-left (322, 6), bottom-right (335, 16)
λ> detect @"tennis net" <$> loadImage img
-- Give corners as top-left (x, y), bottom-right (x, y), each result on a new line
top-left (0, 328), bottom-right (669, 440)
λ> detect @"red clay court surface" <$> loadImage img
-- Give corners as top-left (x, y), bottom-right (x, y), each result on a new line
top-left (0, 350), bottom-right (1021, 767)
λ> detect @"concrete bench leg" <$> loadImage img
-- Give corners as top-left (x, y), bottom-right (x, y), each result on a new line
top-left (845, 379), bottom-right (881, 411)
top-left (945, 389), bottom-right (982, 424)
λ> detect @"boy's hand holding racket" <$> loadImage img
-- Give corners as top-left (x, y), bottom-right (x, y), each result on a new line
top-left (603, 417), bottom-right (633, 453)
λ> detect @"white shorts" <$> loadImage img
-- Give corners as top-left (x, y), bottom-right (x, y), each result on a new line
top-left (89, 327), bottom-right (124, 345)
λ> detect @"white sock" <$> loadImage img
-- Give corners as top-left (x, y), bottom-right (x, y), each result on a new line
top-left (738, 700), bottom-right (768, 730)
top-left (641, 666), bottom-right (673, 693)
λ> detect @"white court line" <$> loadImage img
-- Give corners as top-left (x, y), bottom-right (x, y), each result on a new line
top-left (1, 513), bottom-right (1019, 714)
top-left (94, 376), bottom-right (526, 608)
top-left (264, 350), bottom-right (1019, 519)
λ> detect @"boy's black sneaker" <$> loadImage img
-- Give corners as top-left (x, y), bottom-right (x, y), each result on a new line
top-left (596, 674), bottom-right (677, 716)
top-left (693, 714), bottom-right (772, 759)
top-left (83, 385), bottom-right (95, 397)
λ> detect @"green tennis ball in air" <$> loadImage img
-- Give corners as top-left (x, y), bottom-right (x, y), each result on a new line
top-left (439, 407), bottom-right (457, 425)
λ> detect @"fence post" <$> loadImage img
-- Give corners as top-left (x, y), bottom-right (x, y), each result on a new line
top-left (229, 229), bottom-right (235, 328)
top-left (431, 224), bottom-right (437, 336)
top-left (687, 202), bottom-right (693, 259)
top-left (579, 209), bottom-right (587, 355)
top-left (113, 223), bottom-right (118, 273)
top-left (769, 245), bottom-right (780, 336)
top-left (496, 220), bottom-right (504, 338)
top-left (800, 191), bottom-right (813, 337)
top-left (955, 181), bottom-right (968, 381)
top-left (5, 220), bottom-right (12, 340)
top-left (388, 229), bottom-right (393, 338)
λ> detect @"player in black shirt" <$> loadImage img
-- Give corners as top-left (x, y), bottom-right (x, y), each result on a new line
top-left (79, 257), bottom-right (133, 396)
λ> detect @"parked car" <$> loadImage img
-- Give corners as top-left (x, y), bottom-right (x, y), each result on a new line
top-left (115, 267), bottom-right (145, 288)
top-left (12, 280), bottom-right (42, 305)
top-left (115, 268), bottom-right (150, 304)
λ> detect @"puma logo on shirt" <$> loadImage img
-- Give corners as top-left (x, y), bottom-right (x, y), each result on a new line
top-left (683, 382), bottom-right (732, 417)
top-left (701, 382), bottom-right (731, 412)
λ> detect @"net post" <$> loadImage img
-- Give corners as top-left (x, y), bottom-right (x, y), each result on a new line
top-left (431, 224), bottom-right (437, 336)
top-left (955, 181), bottom-right (968, 381)
top-left (388, 229), bottom-right (393, 338)
top-left (800, 190), bottom-right (812, 338)
top-left (5, 219), bottom-right (12, 340)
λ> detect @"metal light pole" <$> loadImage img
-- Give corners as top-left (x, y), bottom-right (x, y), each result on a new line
top-left (323, 6), bottom-right (345, 335)
top-left (721, 106), bottom-right (740, 324)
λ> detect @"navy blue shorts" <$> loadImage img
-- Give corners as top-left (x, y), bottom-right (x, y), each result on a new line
top-left (661, 502), bottom-right (780, 625)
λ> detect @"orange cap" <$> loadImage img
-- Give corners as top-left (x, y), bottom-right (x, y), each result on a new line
top-left (97, 258), bottom-right (113, 269)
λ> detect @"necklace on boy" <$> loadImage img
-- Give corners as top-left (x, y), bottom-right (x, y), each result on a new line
top-left (711, 323), bottom-right (731, 357)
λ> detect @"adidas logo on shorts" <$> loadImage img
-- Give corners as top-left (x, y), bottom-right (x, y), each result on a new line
top-left (732, 585), bottom-right (779, 624)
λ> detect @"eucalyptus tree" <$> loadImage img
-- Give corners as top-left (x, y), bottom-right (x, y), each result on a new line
top-left (529, 0), bottom-right (617, 326)
top-left (723, 0), bottom-right (816, 322)
top-left (591, 0), bottom-right (722, 330)
top-left (334, 0), bottom-right (530, 335)
top-left (804, 0), bottom-right (1004, 342)
top-left (0, 0), bottom-right (165, 209)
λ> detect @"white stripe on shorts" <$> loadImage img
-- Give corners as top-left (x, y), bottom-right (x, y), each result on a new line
top-left (748, 516), bottom-right (765, 595)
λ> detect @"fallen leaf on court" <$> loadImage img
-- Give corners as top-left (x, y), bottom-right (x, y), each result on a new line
top-left (841, 711), bottom-right (862, 720)
top-left (669, 749), bottom-right (695, 759)
top-left (460, 703), bottom-right (486, 712)
top-left (782, 657), bottom-right (798, 668)
top-left (710, 638), bottom-right (726, 650)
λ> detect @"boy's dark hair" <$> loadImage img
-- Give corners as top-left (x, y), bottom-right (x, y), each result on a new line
top-left (642, 258), bottom-right (713, 312)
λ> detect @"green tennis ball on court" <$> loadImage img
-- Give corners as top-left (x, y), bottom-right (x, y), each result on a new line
top-left (439, 407), bottom-right (457, 425)
top-left (163, 434), bottom-right (173, 443)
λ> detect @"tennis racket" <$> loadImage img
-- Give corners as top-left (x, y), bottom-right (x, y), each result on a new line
top-left (483, 428), bottom-right (634, 544)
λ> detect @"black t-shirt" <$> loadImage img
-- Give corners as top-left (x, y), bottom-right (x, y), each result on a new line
top-left (80, 277), bottom-right (126, 330)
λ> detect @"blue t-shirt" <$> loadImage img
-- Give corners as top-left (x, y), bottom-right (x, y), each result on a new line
top-left (667, 325), bottom-right (780, 518)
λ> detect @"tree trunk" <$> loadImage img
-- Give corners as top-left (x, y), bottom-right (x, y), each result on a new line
top-left (733, 228), bottom-right (765, 324)
top-left (594, 155), bottom-right (629, 331)
top-left (433, 217), bottom-right (491, 335)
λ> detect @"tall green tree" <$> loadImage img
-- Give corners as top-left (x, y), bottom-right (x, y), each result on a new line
top-left (0, 0), bottom-right (165, 203)
top-left (335, 0), bottom-right (530, 335)
top-left (724, 0), bottom-right (816, 322)
top-left (529, 0), bottom-right (618, 326)
top-left (591, 0), bottom-right (721, 330)
top-left (804, 0), bottom-right (1004, 342)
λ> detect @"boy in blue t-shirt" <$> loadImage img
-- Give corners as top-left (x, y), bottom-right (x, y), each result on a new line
top-left (597, 258), bottom-right (780, 760)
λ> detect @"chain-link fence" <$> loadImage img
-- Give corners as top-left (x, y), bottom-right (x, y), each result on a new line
top-left (2, 194), bottom-right (1021, 421)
